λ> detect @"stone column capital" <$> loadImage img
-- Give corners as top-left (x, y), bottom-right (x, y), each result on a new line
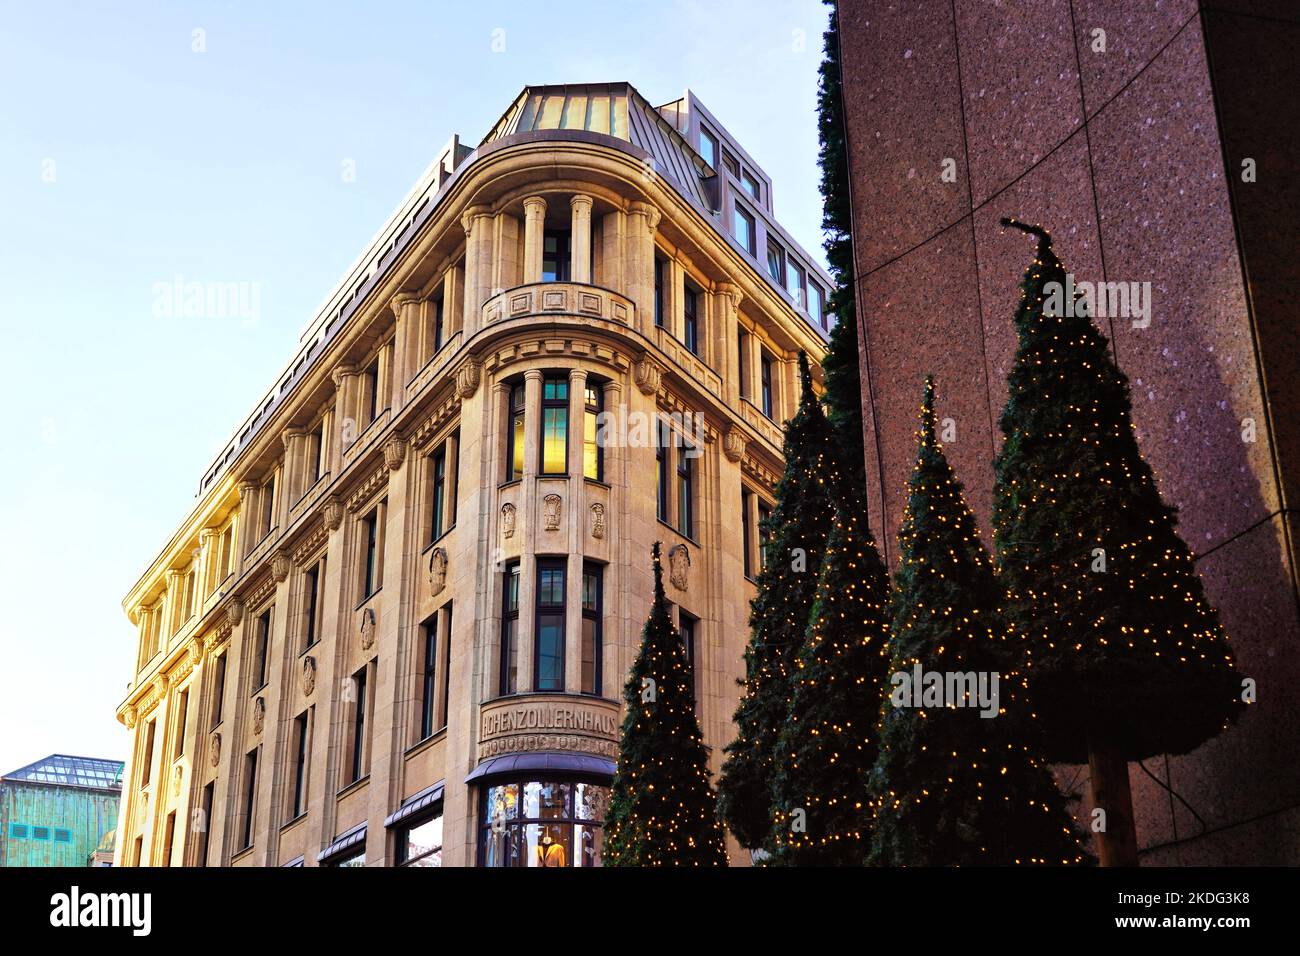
top-left (279, 426), bottom-right (307, 450)
top-left (237, 479), bottom-right (260, 501)
top-left (460, 204), bottom-right (492, 238)
top-left (523, 368), bottom-right (545, 383)
top-left (629, 200), bottom-right (660, 231)
top-left (331, 362), bottom-right (359, 390)
top-left (569, 193), bottom-right (593, 214)
top-left (716, 281), bottom-right (744, 311)
top-left (390, 292), bottom-right (421, 320)
top-left (522, 195), bottom-right (548, 218)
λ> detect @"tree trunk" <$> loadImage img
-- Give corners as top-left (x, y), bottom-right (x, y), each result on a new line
top-left (1087, 739), bottom-right (1139, 866)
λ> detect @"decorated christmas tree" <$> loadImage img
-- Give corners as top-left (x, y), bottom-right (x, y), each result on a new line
top-left (992, 219), bottom-right (1244, 865)
top-left (768, 497), bottom-right (892, 865)
top-left (868, 378), bottom-right (1089, 866)
top-left (816, 1), bottom-right (867, 492)
top-left (718, 353), bottom-right (837, 851)
top-left (602, 543), bottom-right (728, 866)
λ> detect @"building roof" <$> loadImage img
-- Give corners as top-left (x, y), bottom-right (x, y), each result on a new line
top-left (1, 755), bottom-right (125, 791)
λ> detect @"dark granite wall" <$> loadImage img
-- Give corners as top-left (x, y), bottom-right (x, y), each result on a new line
top-left (839, 0), bottom-right (1300, 863)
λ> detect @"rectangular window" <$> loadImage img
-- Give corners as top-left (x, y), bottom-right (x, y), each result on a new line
top-left (361, 506), bottom-right (383, 599)
top-left (733, 204), bottom-right (756, 256)
top-left (420, 615), bottom-right (437, 741)
top-left (760, 352), bottom-right (774, 419)
top-left (173, 688), bottom-right (189, 760)
top-left (786, 261), bottom-right (806, 308)
top-left (398, 809), bottom-right (444, 867)
top-left (218, 525), bottom-right (233, 582)
top-left (507, 383), bottom-right (526, 481)
top-left (349, 666), bottom-right (368, 784)
top-left (183, 570), bottom-right (196, 622)
top-left (722, 150), bottom-right (739, 178)
top-left (737, 327), bottom-right (749, 399)
top-left (54, 828), bottom-right (71, 843)
top-left (766, 241), bottom-right (785, 285)
top-left (261, 474), bottom-right (276, 538)
top-left (210, 653), bottom-right (226, 729)
top-left (742, 489), bottom-right (753, 579)
top-left (677, 444), bottom-right (694, 538)
top-left (8, 824), bottom-right (26, 840)
top-left (758, 501), bottom-right (773, 570)
top-left (210, 655), bottom-right (226, 728)
top-left (583, 385), bottom-right (603, 481)
top-left (431, 296), bottom-right (444, 353)
top-left (535, 561), bottom-right (566, 692)
top-left (679, 610), bottom-right (699, 711)
top-left (162, 812), bottom-right (176, 867)
top-left (364, 357), bottom-right (381, 425)
top-left (653, 256), bottom-right (666, 328)
top-left (241, 749), bottom-right (258, 850)
top-left (198, 783), bottom-right (214, 867)
top-left (542, 230), bottom-right (571, 282)
top-left (133, 836), bottom-right (142, 867)
top-left (741, 169), bottom-right (761, 201)
top-left (307, 421), bottom-right (324, 488)
top-left (809, 283), bottom-right (824, 328)
top-left (683, 284), bottom-right (699, 355)
top-left (141, 719), bottom-right (156, 787)
top-left (303, 563), bottom-right (321, 651)
top-left (33, 826), bottom-right (50, 841)
top-left (252, 608), bottom-right (272, 690)
top-left (500, 562), bottom-right (520, 696)
top-left (698, 127), bottom-right (717, 168)
top-left (656, 419), bottom-right (669, 523)
top-left (439, 604), bottom-right (453, 731)
top-left (581, 566), bottom-right (602, 695)
top-left (430, 446), bottom-right (447, 541)
top-left (291, 711), bottom-right (309, 818)
top-left (540, 376), bottom-right (569, 475)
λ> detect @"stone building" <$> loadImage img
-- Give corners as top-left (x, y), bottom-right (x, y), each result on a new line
top-left (114, 83), bottom-right (832, 867)
top-left (838, 1), bottom-right (1300, 863)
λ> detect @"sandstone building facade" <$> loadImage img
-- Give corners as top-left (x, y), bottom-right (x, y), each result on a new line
top-left (114, 83), bottom-right (831, 867)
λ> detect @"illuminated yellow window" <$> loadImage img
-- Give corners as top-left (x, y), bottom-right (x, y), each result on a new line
top-left (541, 377), bottom-right (568, 475)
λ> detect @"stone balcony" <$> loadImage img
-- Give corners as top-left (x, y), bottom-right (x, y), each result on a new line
top-left (481, 282), bottom-right (634, 328)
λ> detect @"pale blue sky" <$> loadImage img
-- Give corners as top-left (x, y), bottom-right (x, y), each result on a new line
top-left (0, 0), bottom-right (829, 774)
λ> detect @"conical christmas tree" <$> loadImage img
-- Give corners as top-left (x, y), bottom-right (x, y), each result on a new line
top-left (993, 218), bottom-right (1244, 865)
top-left (768, 497), bottom-right (892, 865)
top-left (816, 2), bottom-right (867, 494)
top-left (603, 543), bottom-right (728, 866)
top-left (718, 353), bottom-right (837, 851)
top-left (868, 378), bottom-right (1089, 866)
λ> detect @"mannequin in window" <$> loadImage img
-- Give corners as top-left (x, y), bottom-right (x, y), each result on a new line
top-left (536, 827), bottom-right (567, 867)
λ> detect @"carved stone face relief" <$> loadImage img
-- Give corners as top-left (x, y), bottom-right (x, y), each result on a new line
top-left (210, 733), bottom-right (221, 768)
top-left (501, 502), bottom-right (516, 539)
top-left (252, 696), bottom-right (266, 736)
top-left (669, 543), bottom-right (691, 591)
top-left (429, 547), bottom-right (448, 595)
top-left (173, 764), bottom-right (183, 797)
top-left (590, 502), bottom-right (606, 540)
top-left (302, 655), bottom-right (317, 697)
top-left (543, 494), bottom-right (562, 531)
top-left (359, 607), bottom-right (376, 651)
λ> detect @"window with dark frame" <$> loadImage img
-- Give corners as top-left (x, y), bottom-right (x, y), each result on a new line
top-left (653, 256), bottom-right (666, 328)
top-left (698, 127), bottom-right (717, 168)
top-left (349, 665), bottom-right (368, 784)
top-left (760, 352), bottom-right (774, 419)
top-left (303, 563), bottom-right (320, 651)
top-left (766, 241), bottom-right (784, 285)
top-left (198, 782), bottom-right (214, 867)
top-left (240, 748), bottom-right (258, 850)
top-left (439, 604), bottom-right (453, 730)
top-left (786, 260), bottom-right (806, 309)
top-left (758, 501), bottom-right (773, 570)
top-left (210, 653), bottom-right (226, 729)
top-left (733, 203), bottom-right (756, 256)
top-left (398, 806), bottom-right (444, 867)
top-left (252, 608), bottom-right (272, 691)
top-left (737, 327), bottom-right (749, 398)
top-left (361, 506), bottom-right (382, 599)
top-left (172, 688), bottom-right (188, 760)
top-left (306, 420), bottom-right (324, 487)
top-left (500, 562), bottom-right (521, 696)
top-left (363, 357), bottom-right (380, 425)
top-left (809, 283), bottom-right (825, 328)
top-left (540, 376), bottom-right (569, 475)
top-left (722, 150), bottom-right (739, 178)
top-left (676, 442), bottom-right (694, 539)
top-left (507, 383), bottom-right (526, 481)
top-left (291, 711), bottom-right (309, 818)
top-left (141, 719), bottom-right (156, 787)
top-left (480, 779), bottom-right (610, 867)
top-left (261, 474), bottom-right (276, 538)
top-left (679, 610), bottom-right (699, 711)
top-left (420, 613), bottom-right (438, 741)
top-left (742, 488), bottom-right (754, 579)
top-left (581, 565), bottom-right (602, 695)
top-left (534, 560), bottom-right (566, 692)
top-left (741, 169), bottom-right (761, 201)
top-left (542, 230), bottom-right (571, 282)
top-left (583, 385), bottom-right (603, 482)
top-left (430, 445), bottom-right (447, 541)
top-left (432, 296), bottom-right (444, 354)
top-left (656, 418), bottom-right (669, 523)
top-left (162, 811), bottom-right (175, 867)
top-left (683, 283), bottom-right (699, 355)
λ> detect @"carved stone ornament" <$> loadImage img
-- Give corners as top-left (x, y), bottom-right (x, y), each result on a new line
top-left (226, 598), bottom-right (246, 627)
top-left (173, 764), bottom-right (183, 797)
top-left (187, 640), bottom-right (204, 668)
top-left (501, 502), bottom-right (516, 539)
top-left (543, 494), bottom-right (563, 531)
top-left (359, 607), bottom-right (377, 651)
top-left (125, 706), bottom-right (138, 730)
top-left (634, 356), bottom-right (663, 396)
top-left (384, 437), bottom-right (408, 471)
top-left (252, 696), bottom-right (266, 736)
top-left (429, 547), bottom-right (448, 595)
top-left (590, 502), bottom-right (606, 540)
top-left (302, 655), bottom-right (317, 697)
top-left (668, 543), bottom-right (691, 591)
top-left (723, 425), bottom-right (746, 463)
top-left (271, 550), bottom-right (291, 583)
top-left (456, 360), bottom-right (482, 399)
top-left (323, 496), bottom-right (344, 531)
top-left (137, 792), bottom-right (149, 826)
top-left (210, 732), bottom-right (221, 768)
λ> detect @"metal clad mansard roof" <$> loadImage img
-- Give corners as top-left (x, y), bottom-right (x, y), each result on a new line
top-left (1, 754), bottom-right (125, 791)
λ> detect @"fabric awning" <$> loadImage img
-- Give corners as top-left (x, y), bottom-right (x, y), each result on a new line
top-left (383, 781), bottom-right (446, 828)
top-left (464, 752), bottom-right (617, 783)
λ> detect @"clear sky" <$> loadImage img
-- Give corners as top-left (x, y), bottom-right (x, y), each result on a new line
top-left (0, 0), bottom-right (830, 774)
